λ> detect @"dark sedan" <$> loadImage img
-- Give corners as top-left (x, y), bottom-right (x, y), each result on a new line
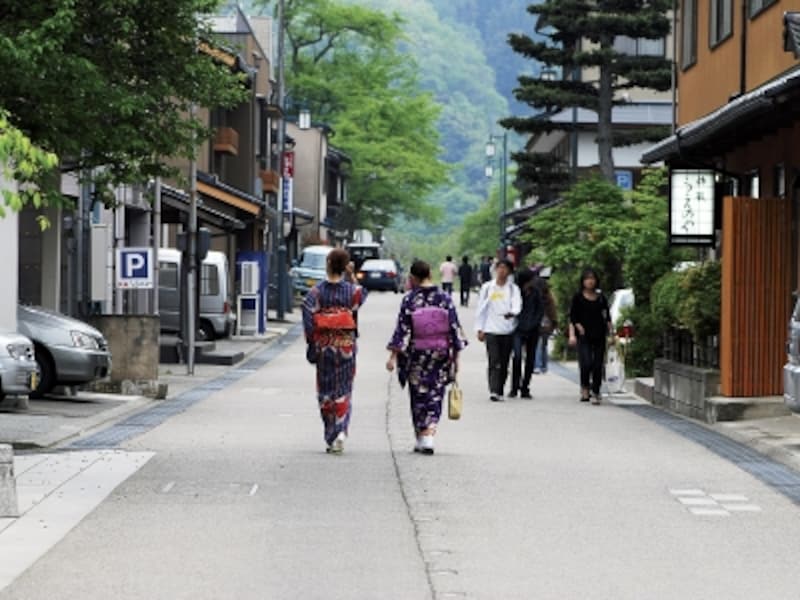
top-left (356, 259), bottom-right (402, 293)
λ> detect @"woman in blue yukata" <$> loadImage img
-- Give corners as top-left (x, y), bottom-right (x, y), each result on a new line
top-left (386, 260), bottom-right (466, 455)
top-left (302, 248), bottom-right (367, 454)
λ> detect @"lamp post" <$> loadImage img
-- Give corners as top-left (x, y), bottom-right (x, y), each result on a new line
top-left (275, 0), bottom-right (288, 320)
top-left (485, 133), bottom-right (508, 256)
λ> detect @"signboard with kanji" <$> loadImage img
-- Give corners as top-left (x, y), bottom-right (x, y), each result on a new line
top-left (669, 169), bottom-right (716, 246)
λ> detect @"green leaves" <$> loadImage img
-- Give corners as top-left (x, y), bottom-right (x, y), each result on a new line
top-left (0, 0), bottom-right (248, 205)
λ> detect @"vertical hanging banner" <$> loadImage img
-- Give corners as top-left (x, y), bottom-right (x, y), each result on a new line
top-left (282, 150), bottom-right (294, 214)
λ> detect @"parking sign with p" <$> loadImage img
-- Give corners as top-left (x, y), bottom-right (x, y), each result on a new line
top-left (116, 247), bottom-right (154, 289)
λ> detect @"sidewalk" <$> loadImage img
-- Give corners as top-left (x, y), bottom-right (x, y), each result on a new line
top-left (0, 316), bottom-right (300, 450)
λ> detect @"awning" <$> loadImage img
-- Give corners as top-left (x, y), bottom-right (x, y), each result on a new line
top-left (786, 12), bottom-right (800, 58)
top-left (291, 207), bottom-right (315, 225)
top-left (642, 64), bottom-right (800, 163)
top-left (197, 171), bottom-right (265, 216)
top-left (160, 184), bottom-right (245, 231)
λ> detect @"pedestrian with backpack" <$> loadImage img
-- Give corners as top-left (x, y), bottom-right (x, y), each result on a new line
top-left (302, 248), bottom-right (367, 454)
top-left (568, 267), bottom-right (612, 405)
top-left (386, 260), bottom-right (466, 455)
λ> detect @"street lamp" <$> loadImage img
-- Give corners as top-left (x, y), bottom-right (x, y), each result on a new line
top-left (298, 104), bottom-right (311, 130)
top-left (485, 133), bottom-right (508, 256)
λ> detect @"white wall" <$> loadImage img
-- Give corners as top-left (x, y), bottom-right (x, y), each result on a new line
top-left (0, 173), bottom-right (19, 331)
top-left (576, 132), bottom-right (658, 169)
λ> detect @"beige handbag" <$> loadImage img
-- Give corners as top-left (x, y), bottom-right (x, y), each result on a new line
top-left (447, 381), bottom-right (463, 420)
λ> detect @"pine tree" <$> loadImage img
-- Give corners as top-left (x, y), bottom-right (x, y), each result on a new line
top-left (501, 0), bottom-right (672, 188)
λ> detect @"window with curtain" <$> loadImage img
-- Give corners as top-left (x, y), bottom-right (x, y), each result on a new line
top-left (710, 0), bottom-right (733, 46)
top-left (682, 0), bottom-right (698, 68)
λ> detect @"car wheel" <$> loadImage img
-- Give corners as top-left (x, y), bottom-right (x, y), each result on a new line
top-left (198, 320), bottom-right (216, 342)
top-left (31, 346), bottom-right (56, 399)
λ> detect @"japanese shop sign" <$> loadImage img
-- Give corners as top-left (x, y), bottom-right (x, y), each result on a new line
top-left (669, 169), bottom-right (716, 246)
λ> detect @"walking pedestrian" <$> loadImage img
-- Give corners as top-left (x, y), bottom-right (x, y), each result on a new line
top-left (509, 268), bottom-right (543, 399)
top-left (439, 255), bottom-right (458, 295)
top-left (302, 248), bottom-right (367, 453)
top-left (386, 260), bottom-right (466, 455)
top-left (458, 256), bottom-right (473, 307)
top-left (534, 267), bottom-right (557, 374)
top-left (479, 256), bottom-right (492, 285)
top-left (475, 258), bottom-right (521, 402)
top-left (568, 267), bottom-right (612, 405)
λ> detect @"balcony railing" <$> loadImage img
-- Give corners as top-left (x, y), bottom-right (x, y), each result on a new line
top-left (213, 127), bottom-right (239, 156)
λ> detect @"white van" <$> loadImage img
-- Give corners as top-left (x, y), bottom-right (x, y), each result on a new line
top-left (158, 248), bottom-right (235, 340)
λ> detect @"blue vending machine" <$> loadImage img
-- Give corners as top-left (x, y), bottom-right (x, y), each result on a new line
top-left (235, 251), bottom-right (270, 334)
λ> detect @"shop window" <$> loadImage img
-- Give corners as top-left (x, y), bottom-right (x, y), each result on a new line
top-left (682, 0), bottom-right (698, 69)
top-left (710, 0), bottom-right (733, 46)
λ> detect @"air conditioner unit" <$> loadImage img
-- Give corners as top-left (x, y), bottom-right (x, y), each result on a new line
top-left (240, 261), bottom-right (260, 295)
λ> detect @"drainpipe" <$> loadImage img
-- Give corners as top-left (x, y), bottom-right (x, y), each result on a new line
top-left (672, 0), bottom-right (678, 133)
top-left (740, 0), bottom-right (748, 94)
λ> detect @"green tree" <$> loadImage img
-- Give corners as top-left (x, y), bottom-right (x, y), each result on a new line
top-left (502, 0), bottom-right (672, 182)
top-left (259, 0), bottom-right (449, 231)
top-left (0, 110), bottom-right (59, 222)
top-left (0, 0), bottom-right (247, 204)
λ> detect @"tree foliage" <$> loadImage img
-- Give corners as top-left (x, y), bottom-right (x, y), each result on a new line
top-left (258, 0), bottom-right (449, 232)
top-left (0, 0), bottom-right (247, 205)
top-left (502, 0), bottom-right (672, 182)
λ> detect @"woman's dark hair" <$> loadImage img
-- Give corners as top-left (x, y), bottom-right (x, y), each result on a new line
top-left (516, 268), bottom-right (535, 288)
top-left (410, 260), bottom-right (431, 280)
top-left (579, 267), bottom-right (600, 290)
top-left (462, 255), bottom-right (470, 264)
top-left (327, 248), bottom-right (350, 275)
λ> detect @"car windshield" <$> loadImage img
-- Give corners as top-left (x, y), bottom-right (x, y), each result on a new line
top-left (300, 252), bottom-right (328, 269)
top-left (361, 260), bottom-right (393, 271)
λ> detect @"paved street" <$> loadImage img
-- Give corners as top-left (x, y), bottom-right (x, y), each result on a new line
top-left (2, 292), bottom-right (800, 599)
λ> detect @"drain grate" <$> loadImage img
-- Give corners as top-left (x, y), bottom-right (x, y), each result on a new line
top-left (69, 324), bottom-right (302, 450)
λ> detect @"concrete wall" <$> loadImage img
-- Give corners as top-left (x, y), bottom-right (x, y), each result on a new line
top-left (88, 315), bottom-right (159, 382)
top-left (0, 173), bottom-right (19, 331)
top-left (653, 358), bottom-right (720, 422)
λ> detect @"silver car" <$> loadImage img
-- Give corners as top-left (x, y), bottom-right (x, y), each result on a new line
top-left (784, 299), bottom-right (800, 412)
top-left (17, 306), bottom-right (112, 398)
top-left (0, 332), bottom-right (38, 399)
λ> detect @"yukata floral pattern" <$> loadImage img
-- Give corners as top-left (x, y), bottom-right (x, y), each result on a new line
top-left (387, 286), bottom-right (466, 434)
top-left (302, 280), bottom-right (366, 446)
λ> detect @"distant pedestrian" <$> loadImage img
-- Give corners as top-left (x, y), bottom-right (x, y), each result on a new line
top-left (302, 248), bottom-right (367, 453)
top-left (509, 268), bottom-right (543, 399)
top-left (479, 256), bottom-right (492, 285)
top-left (386, 260), bottom-right (466, 455)
top-left (439, 255), bottom-right (458, 295)
top-left (568, 267), bottom-right (612, 405)
top-left (458, 256), bottom-right (473, 307)
top-left (534, 266), bottom-right (557, 374)
top-left (475, 258), bottom-right (521, 402)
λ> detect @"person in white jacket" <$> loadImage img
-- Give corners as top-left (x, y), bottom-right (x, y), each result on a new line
top-left (475, 258), bottom-right (522, 401)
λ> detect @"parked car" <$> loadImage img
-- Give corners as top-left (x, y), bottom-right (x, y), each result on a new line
top-left (291, 245), bottom-right (333, 295)
top-left (0, 332), bottom-right (38, 400)
top-left (158, 248), bottom-right (235, 341)
top-left (346, 242), bottom-right (381, 271)
top-left (17, 305), bottom-right (112, 398)
top-left (356, 259), bottom-right (402, 292)
top-left (784, 298), bottom-right (800, 412)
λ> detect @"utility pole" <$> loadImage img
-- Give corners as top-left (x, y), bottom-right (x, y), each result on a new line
top-left (187, 105), bottom-right (197, 375)
top-left (275, 0), bottom-right (288, 320)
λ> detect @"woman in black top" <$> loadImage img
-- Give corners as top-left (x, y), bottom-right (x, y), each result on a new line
top-left (568, 268), bottom-right (612, 404)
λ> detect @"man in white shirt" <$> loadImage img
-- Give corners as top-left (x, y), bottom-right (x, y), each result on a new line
top-left (475, 258), bottom-right (522, 401)
top-left (439, 255), bottom-right (458, 295)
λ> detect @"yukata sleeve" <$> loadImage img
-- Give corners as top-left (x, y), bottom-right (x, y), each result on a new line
top-left (387, 294), bottom-right (412, 352)
top-left (302, 286), bottom-right (320, 341)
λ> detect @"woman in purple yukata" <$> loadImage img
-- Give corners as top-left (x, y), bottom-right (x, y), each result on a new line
top-left (302, 248), bottom-right (367, 454)
top-left (386, 260), bottom-right (466, 455)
